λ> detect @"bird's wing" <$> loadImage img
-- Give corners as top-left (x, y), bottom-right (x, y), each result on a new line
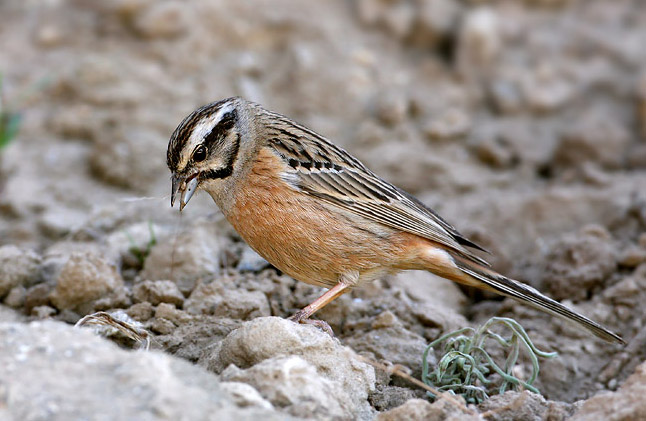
top-left (263, 115), bottom-right (490, 266)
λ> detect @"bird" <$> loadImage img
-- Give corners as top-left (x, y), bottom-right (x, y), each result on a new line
top-left (166, 96), bottom-right (624, 344)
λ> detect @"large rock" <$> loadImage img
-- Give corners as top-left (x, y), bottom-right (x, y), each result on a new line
top-left (221, 356), bottom-right (354, 419)
top-left (0, 321), bottom-right (290, 420)
top-left (201, 316), bottom-right (376, 420)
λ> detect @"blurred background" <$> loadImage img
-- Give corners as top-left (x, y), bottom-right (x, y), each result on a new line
top-left (1, 0), bottom-right (646, 408)
top-left (2, 0), bottom-right (645, 261)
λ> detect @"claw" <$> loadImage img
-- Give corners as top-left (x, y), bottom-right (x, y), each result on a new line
top-left (288, 312), bottom-right (335, 336)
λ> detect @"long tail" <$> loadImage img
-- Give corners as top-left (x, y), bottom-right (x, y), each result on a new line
top-left (452, 258), bottom-right (625, 344)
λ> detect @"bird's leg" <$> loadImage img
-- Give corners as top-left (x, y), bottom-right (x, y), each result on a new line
top-left (288, 281), bottom-right (351, 336)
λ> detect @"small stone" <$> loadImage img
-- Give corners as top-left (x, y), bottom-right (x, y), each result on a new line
top-left (0, 245), bottom-right (41, 298)
top-left (24, 284), bottom-right (52, 313)
top-left (126, 302), bottom-right (155, 322)
top-left (3, 285), bottom-right (26, 308)
top-left (375, 91), bottom-right (409, 126)
top-left (151, 317), bottom-right (176, 335)
top-left (424, 108), bottom-right (471, 140)
top-left (369, 386), bottom-right (417, 412)
top-left (521, 64), bottom-right (575, 112)
top-left (619, 246), bottom-right (646, 268)
top-left (219, 382), bottom-right (274, 410)
top-left (133, 280), bottom-right (185, 307)
top-left (49, 253), bottom-right (125, 314)
top-left (32, 305), bottom-right (57, 319)
top-left (488, 80), bottom-right (523, 114)
top-left (371, 310), bottom-right (398, 329)
top-left (155, 302), bottom-right (192, 325)
top-left (184, 282), bottom-right (270, 320)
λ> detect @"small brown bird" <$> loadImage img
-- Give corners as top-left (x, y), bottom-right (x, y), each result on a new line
top-left (167, 97), bottom-right (624, 344)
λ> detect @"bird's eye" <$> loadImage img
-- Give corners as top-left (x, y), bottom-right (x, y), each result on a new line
top-left (193, 145), bottom-right (207, 162)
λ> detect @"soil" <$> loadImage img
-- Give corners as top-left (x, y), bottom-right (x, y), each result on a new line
top-left (1, 0), bottom-right (646, 419)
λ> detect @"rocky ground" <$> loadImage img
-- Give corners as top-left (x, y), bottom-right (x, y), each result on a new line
top-left (1, 0), bottom-right (646, 419)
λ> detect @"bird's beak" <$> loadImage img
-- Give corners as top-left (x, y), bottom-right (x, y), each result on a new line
top-left (170, 173), bottom-right (199, 211)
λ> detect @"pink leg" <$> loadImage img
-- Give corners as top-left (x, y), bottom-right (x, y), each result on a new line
top-left (288, 281), bottom-right (350, 336)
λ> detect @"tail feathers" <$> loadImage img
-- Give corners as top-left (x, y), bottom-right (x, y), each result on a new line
top-left (455, 261), bottom-right (625, 345)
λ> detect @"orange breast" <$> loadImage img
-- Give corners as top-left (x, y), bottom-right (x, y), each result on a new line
top-left (225, 148), bottom-right (410, 287)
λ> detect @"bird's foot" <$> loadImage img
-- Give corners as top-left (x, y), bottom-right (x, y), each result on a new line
top-left (288, 311), bottom-right (335, 337)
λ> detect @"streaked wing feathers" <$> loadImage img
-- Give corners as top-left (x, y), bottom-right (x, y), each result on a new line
top-left (261, 111), bottom-right (489, 267)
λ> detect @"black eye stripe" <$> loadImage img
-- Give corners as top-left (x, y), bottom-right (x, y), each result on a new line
top-left (203, 110), bottom-right (237, 148)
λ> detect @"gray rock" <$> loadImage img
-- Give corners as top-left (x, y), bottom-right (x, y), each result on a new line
top-left (106, 221), bottom-right (168, 269)
top-left (376, 398), bottom-right (477, 421)
top-left (140, 226), bottom-right (221, 294)
top-left (32, 305), bottom-right (57, 319)
top-left (345, 311), bottom-right (429, 378)
top-left (0, 245), bottom-right (41, 298)
top-left (221, 356), bottom-right (354, 419)
top-left (479, 391), bottom-right (577, 421)
top-left (369, 385), bottom-right (418, 412)
top-left (41, 242), bottom-right (120, 284)
top-left (219, 381), bottom-right (274, 410)
top-left (90, 126), bottom-right (168, 191)
top-left (554, 107), bottom-right (630, 171)
top-left (541, 226), bottom-right (618, 301)
top-left (390, 270), bottom-right (467, 313)
top-left (201, 316), bottom-right (376, 420)
top-left (49, 252), bottom-right (127, 314)
top-left (133, 280), bottom-right (185, 307)
top-left (3, 285), bottom-right (26, 308)
top-left (0, 305), bottom-right (27, 323)
top-left (0, 321), bottom-right (289, 420)
top-left (184, 281), bottom-right (270, 320)
top-left (570, 361), bottom-right (646, 421)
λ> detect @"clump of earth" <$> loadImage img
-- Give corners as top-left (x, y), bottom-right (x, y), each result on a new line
top-left (1, 1), bottom-right (646, 419)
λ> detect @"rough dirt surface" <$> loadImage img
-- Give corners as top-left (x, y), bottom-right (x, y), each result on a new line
top-left (1, 0), bottom-right (646, 419)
